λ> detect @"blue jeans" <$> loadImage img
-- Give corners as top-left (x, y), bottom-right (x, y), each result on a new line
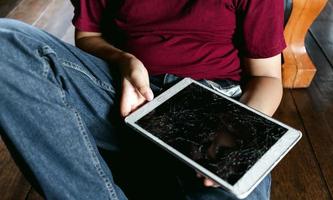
top-left (0, 19), bottom-right (271, 200)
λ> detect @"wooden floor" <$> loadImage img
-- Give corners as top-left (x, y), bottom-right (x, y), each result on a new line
top-left (0, 0), bottom-right (332, 199)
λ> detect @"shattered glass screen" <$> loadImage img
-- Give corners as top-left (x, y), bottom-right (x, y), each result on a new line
top-left (136, 83), bottom-right (288, 185)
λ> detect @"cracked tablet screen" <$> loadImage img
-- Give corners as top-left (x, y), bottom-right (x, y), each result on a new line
top-left (136, 83), bottom-right (287, 185)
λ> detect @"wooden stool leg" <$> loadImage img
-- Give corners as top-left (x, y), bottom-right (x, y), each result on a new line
top-left (282, 0), bottom-right (328, 88)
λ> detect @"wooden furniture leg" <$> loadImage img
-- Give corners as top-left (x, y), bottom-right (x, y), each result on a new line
top-left (283, 0), bottom-right (328, 88)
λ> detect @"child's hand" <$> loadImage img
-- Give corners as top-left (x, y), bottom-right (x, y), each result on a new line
top-left (118, 54), bottom-right (154, 117)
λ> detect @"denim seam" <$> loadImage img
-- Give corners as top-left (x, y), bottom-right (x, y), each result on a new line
top-left (34, 49), bottom-right (52, 79)
top-left (60, 59), bottom-right (115, 93)
top-left (59, 89), bottom-right (119, 200)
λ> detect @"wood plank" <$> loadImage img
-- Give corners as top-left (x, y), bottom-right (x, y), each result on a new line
top-left (271, 90), bottom-right (331, 200)
top-left (33, 0), bottom-right (74, 40)
top-left (5, 0), bottom-right (75, 43)
top-left (26, 187), bottom-right (44, 200)
top-left (309, 0), bottom-right (333, 67)
top-left (0, 0), bottom-right (22, 17)
top-left (292, 86), bottom-right (333, 198)
top-left (291, 87), bottom-right (333, 196)
top-left (6, 0), bottom-right (52, 25)
top-left (307, 34), bottom-right (333, 83)
top-left (61, 25), bottom-right (75, 45)
top-left (292, 34), bottom-right (333, 198)
top-left (0, 138), bottom-right (31, 200)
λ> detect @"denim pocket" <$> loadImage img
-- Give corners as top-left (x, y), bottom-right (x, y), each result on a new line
top-left (61, 59), bottom-right (115, 92)
top-left (35, 45), bottom-right (65, 88)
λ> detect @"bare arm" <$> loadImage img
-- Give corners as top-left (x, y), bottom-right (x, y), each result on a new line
top-left (75, 30), bottom-right (154, 117)
top-left (75, 31), bottom-right (127, 63)
top-left (240, 54), bottom-right (283, 117)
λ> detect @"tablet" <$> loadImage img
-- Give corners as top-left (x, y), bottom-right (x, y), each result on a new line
top-left (125, 78), bottom-right (302, 199)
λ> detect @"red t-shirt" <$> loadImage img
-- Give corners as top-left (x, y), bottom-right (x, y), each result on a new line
top-left (71, 0), bottom-right (286, 81)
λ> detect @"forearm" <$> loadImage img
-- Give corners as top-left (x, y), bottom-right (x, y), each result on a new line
top-left (240, 76), bottom-right (283, 117)
top-left (240, 54), bottom-right (283, 117)
top-left (74, 31), bottom-right (153, 116)
top-left (75, 33), bottom-right (133, 64)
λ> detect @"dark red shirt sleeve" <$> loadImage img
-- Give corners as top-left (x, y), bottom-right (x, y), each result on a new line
top-left (239, 0), bottom-right (286, 58)
top-left (71, 0), bottom-right (107, 32)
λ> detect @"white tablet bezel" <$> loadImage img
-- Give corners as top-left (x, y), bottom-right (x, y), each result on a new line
top-left (125, 78), bottom-right (302, 199)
